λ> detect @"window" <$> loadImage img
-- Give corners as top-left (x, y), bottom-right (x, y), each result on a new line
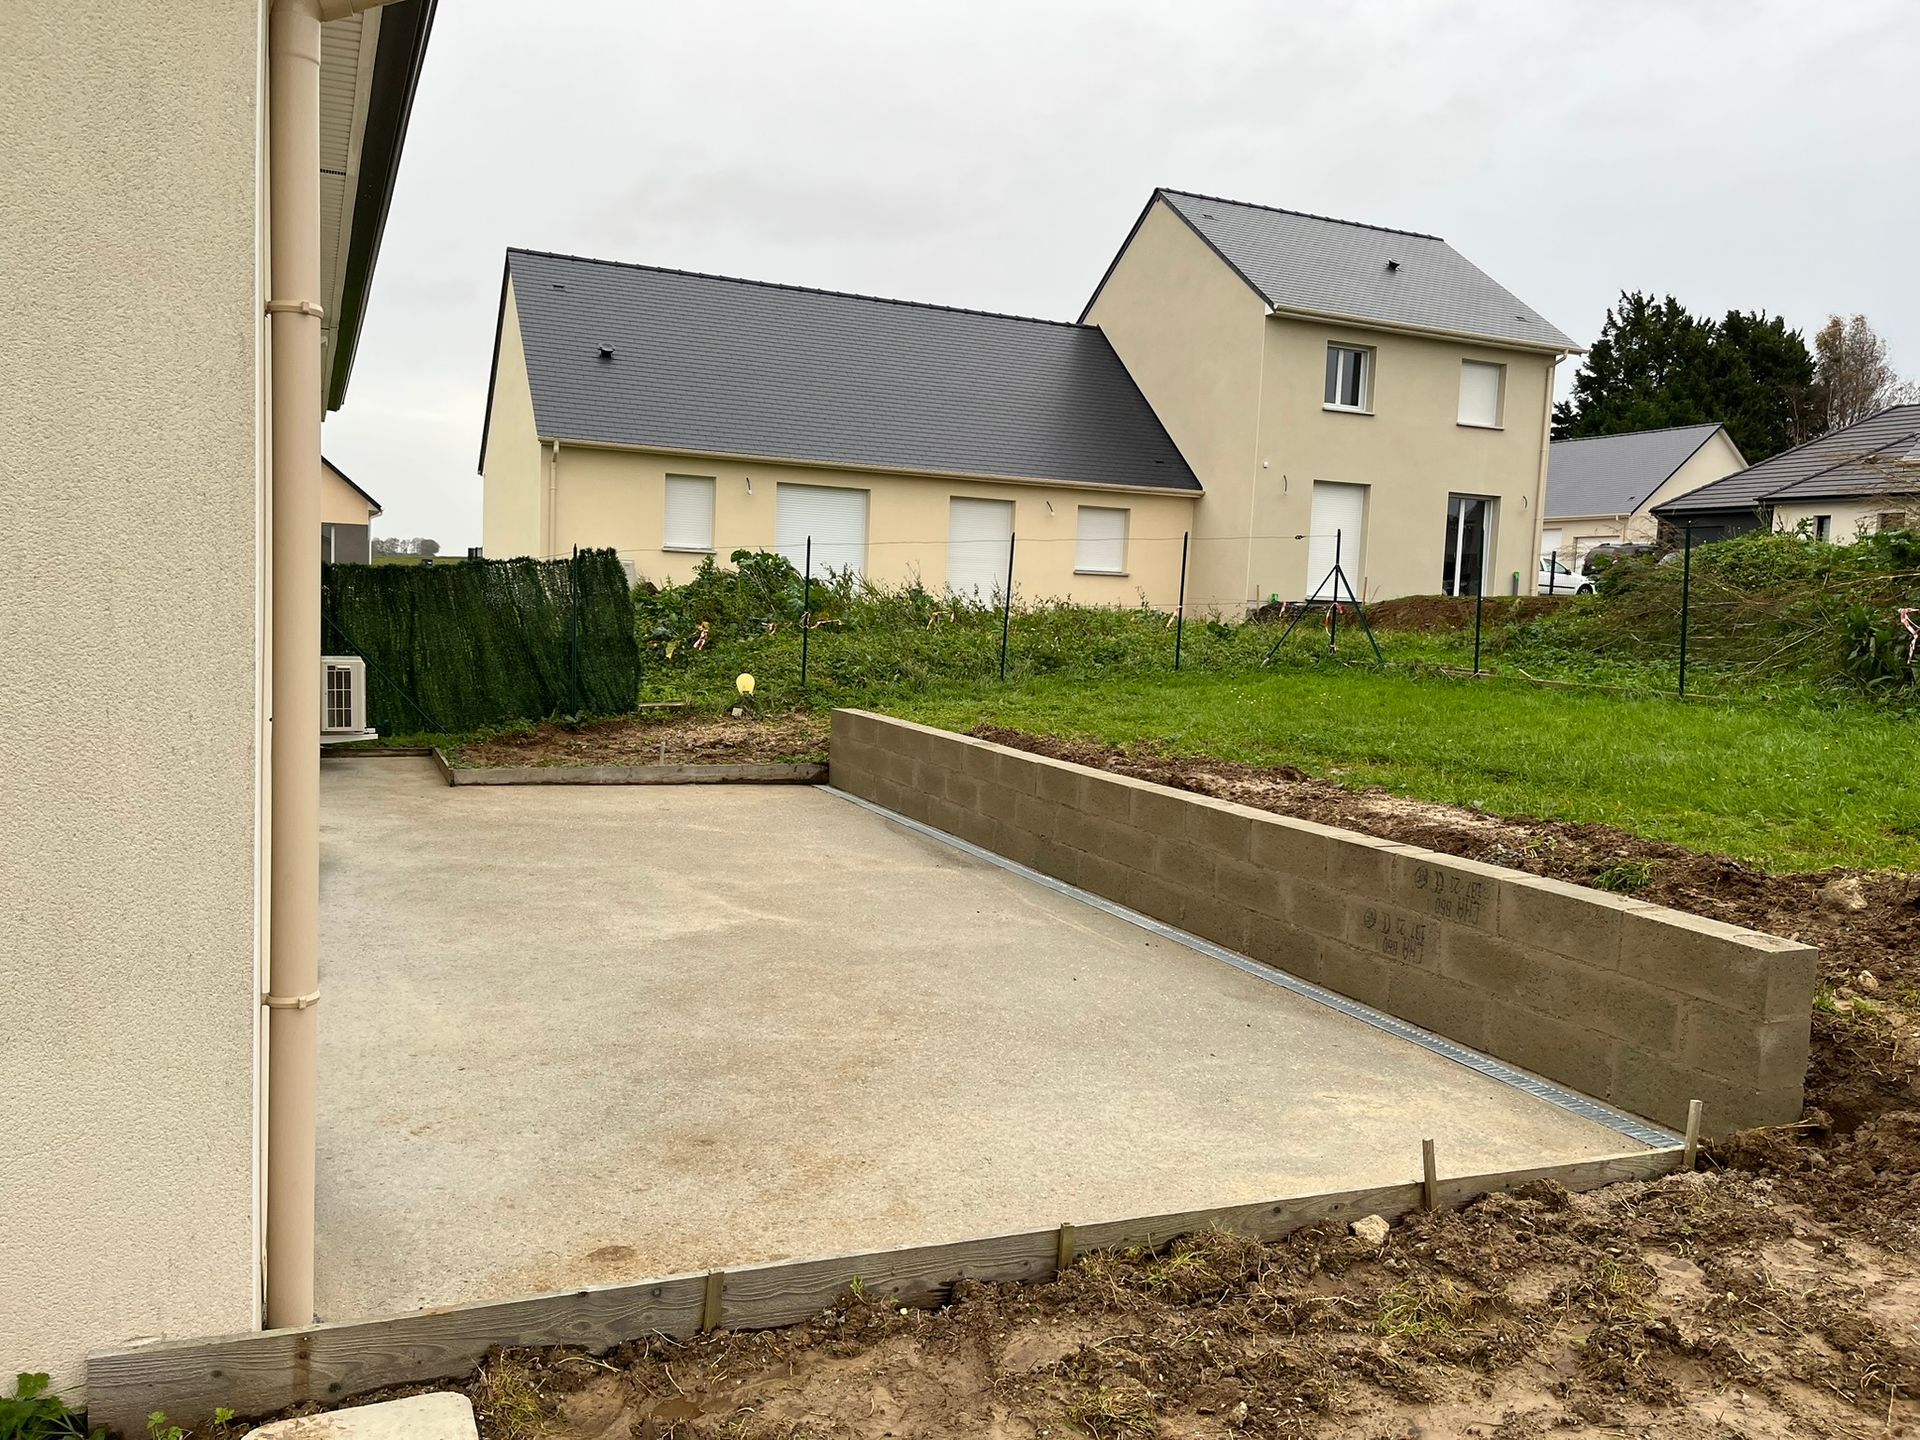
top-left (663, 474), bottom-right (715, 551)
top-left (1812, 514), bottom-right (1832, 541)
top-left (1879, 512), bottom-right (1909, 533)
top-left (1442, 494), bottom-right (1497, 596)
top-left (775, 482), bottom-right (869, 578)
top-left (1458, 360), bottom-right (1505, 428)
top-left (1075, 506), bottom-right (1129, 574)
top-left (1323, 344), bottom-right (1372, 411)
top-left (947, 496), bottom-right (1014, 598)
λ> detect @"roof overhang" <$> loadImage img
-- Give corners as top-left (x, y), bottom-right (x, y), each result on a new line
top-left (319, 0), bottom-right (436, 413)
top-left (1261, 302), bottom-right (1584, 357)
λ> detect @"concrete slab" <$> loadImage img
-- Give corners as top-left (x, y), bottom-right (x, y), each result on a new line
top-left (245, 1394), bottom-right (475, 1440)
top-left (317, 757), bottom-right (1637, 1321)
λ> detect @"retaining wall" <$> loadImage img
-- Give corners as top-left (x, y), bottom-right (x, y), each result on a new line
top-left (829, 711), bottom-right (1817, 1134)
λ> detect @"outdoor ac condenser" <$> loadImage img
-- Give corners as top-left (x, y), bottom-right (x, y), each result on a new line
top-left (320, 655), bottom-right (378, 743)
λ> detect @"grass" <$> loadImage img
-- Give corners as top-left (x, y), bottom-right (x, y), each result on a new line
top-left (888, 667), bottom-right (1920, 874)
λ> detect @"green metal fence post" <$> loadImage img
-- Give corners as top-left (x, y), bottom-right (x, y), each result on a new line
top-left (1678, 522), bottom-right (1694, 696)
top-left (1328, 529), bottom-right (1341, 655)
top-left (800, 536), bottom-right (812, 690)
top-left (1472, 580), bottom-right (1485, 675)
top-left (1174, 530), bottom-right (1189, 671)
top-left (998, 532), bottom-right (1016, 681)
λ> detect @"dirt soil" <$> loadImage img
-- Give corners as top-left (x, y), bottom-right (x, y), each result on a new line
top-left (971, 726), bottom-right (1920, 1138)
top-left (447, 1158), bottom-right (1919, 1440)
top-left (453, 712), bottom-right (830, 769)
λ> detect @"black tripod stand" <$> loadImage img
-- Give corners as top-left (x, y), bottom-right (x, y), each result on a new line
top-left (1260, 528), bottom-right (1383, 665)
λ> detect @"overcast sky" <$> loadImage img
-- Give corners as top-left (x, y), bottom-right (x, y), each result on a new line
top-left (324, 0), bottom-right (1920, 550)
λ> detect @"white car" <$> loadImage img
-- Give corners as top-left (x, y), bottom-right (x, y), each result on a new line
top-left (1538, 554), bottom-right (1594, 595)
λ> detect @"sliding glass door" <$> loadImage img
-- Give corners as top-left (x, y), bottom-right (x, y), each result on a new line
top-left (1442, 494), bottom-right (1496, 596)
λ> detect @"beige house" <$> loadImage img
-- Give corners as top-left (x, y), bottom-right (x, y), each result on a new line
top-left (1655, 404), bottom-right (1920, 545)
top-left (1543, 423), bottom-right (1747, 566)
top-left (482, 188), bottom-right (1577, 608)
top-left (323, 457), bottom-right (385, 563)
top-left (1, 0), bottom-right (433, 1397)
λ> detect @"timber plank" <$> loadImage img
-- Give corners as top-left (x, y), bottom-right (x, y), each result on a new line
top-left (442, 761), bottom-right (825, 787)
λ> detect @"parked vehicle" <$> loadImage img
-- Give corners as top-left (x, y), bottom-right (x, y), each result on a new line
top-left (1538, 554), bottom-right (1594, 595)
top-left (1580, 542), bottom-right (1659, 575)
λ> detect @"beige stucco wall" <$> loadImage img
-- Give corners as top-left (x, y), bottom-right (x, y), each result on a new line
top-left (1638, 429), bottom-right (1747, 515)
top-left (1081, 198), bottom-right (1267, 612)
top-left (480, 276), bottom-right (546, 561)
top-left (1772, 498), bottom-right (1891, 543)
top-left (0, 0), bottom-right (265, 1397)
top-left (544, 445), bottom-right (1198, 605)
top-left (1253, 318), bottom-right (1556, 603)
top-left (321, 461), bottom-right (378, 526)
top-left (1087, 195), bottom-right (1558, 608)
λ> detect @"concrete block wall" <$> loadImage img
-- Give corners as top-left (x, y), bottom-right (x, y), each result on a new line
top-left (829, 711), bottom-right (1818, 1134)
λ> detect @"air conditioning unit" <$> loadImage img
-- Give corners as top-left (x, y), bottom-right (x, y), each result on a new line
top-left (320, 656), bottom-right (377, 744)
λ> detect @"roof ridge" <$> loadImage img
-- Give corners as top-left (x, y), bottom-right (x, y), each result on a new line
top-left (1158, 186), bottom-right (1444, 243)
top-left (1760, 418), bottom-right (1920, 498)
top-left (505, 247), bottom-right (1089, 331)
top-left (1551, 422), bottom-right (1724, 445)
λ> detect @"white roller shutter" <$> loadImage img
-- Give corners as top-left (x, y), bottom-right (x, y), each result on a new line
top-left (663, 474), bottom-right (714, 550)
top-left (1306, 481), bottom-right (1367, 600)
top-left (1075, 506), bottom-right (1128, 574)
top-left (946, 497), bottom-right (1013, 599)
top-left (1458, 361), bottom-right (1504, 428)
top-left (775, 483), bottom-right (869, 578)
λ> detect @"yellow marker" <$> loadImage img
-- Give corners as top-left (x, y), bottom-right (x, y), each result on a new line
top-left (736, 673), bottom-right (755, 696)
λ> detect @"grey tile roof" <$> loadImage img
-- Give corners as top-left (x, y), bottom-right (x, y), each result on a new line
top-left (1546, 424), bottom-right (1728, 519)
top-left (498, 249), bottom-right (1200, 492)
top-left (1151, 189), bottom-right (1577, 351)
top-left (1657, 405), bottom-right (1920, 515)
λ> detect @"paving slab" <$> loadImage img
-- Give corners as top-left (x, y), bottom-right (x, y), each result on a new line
top-left (316, 757), bottom-right (1638, 1320)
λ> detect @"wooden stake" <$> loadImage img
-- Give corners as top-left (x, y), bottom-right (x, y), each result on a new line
top-left (1056, 1222), bottom-right (1076, 1275)
top-left (1421, 1139), bottom-right (1438, 1211)
top-left (701, 1270), bottom-right (724, 1332)
top-left (1682, 1099), bottom-right (1703, 1170)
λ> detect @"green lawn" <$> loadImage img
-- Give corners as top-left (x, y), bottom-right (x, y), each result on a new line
top-left (893, 669), bottom-right (1919, 874)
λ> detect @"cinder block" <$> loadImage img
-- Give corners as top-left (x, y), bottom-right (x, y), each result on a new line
top-left (1437, 929), bottom-right (1535, 995)
top-left (832, 709), bottom-right (877, 747)
top-left (922, 795), bottom-right (967, 837)
top-left (1324, 833), bottom-right (1404, 893)
top-left (1316, 937), bottom-right (1394, 1009)
top-left (1182, 894), bottom-right (1254, 953)
top-left (1124, 873), bottom-right (1188, 929)
top-left (1080, 771), bottom-right (1141, 824)
top-left (1387, 967), bottom-right (1492, 1049)
top-left (1343, 897), bottom-right (1434, 967)
top-left (1151, 835), bottom-right (1217, 892)
top-left (1029, 834), bottom-right (1079, 885)
top-left (992, 748), bottom-right (1041, 796)
top-left (992, 822), bottom-right (1042, 870)
top-left (1185, 801), bottom-right (1254, 861)
top-left (1244, 921), bottom-right (1317, 981)
top-left (881, 749), bottom-right (917, 788)
top-left (1607, 1047), bottom-right (1792, 1134)
top-left (1286, 878), bottom-right (1346, 938)
top-left (942, 770), bottom-right (982, 811)
top-left (1249, 817), bottom-right (1332, 880)
top-left (961, 742), bottom-right (1003, 784)
top-left (1130, 784), bottom-right (1192, 838)
top-left (1620, 907), bottom-right (1818, 1020)
top-left (977, 780), bottom-right (1024, 824)
top-left (1034, 762), bottom-right (1086, 810)
top-left (1485, 1003), bottom-right (1619, 1098)
top-left (1523, 963), bottom-right (1684, 1051)
top-left (1074, 852), bottom-right (1135, 906)
top-left (1014, 793), bottom-right (1065, 841)
top-left (1499, 874), bottom-right (1632, 970)
top-left (1216, 857), bottom-right (1287, 918)
top-left (1677, 1003), bottom-right (1813, 1090)
top-left (1391, 852), bottom-right (1503, 931)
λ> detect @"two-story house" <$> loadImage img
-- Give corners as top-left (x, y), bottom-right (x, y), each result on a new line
top-left (480, 187), bottom-right (1575, 608)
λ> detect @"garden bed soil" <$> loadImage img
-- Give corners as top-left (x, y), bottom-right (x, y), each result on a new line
top-left (435, 1149), bottom-right (1919, 1440)
top-left (452, 712), bottom-right (829, 769)
top-left (971, 725), bottom-right (1920, 1139)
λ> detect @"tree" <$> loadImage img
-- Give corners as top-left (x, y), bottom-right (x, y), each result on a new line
top-left (415, 537), bottom-right (441, 558)
top-left (1813, 314), bottom-right (1919, 431)
top-left (1554, 292), bottom-right (1817, 461)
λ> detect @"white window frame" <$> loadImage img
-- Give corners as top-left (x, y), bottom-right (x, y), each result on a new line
top-left (662, 474), bottom-right (716, 553)
top-left (1457, 360), bottom-right (1505, 429)
top-left (1074, 505), bottom-right (1129, 575)
top-left (1323, 344), bottom-right (1373, 414)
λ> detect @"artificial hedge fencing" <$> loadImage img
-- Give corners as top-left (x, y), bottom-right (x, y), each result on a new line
top-left (322, 549), bottom-right (640, 736)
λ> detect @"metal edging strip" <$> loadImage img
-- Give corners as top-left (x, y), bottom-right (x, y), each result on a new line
top-left (824, 785), bottom-right (1681, 1151)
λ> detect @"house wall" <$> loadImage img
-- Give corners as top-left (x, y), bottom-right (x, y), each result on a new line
top-left (1638, 430), bottom-right (1747, 515)
top-left (1081, 198), bottom-right (1268, 612)
top-left (0, 0), bottom-right (265, 1396)
top-left (1770, 498), bottom-right (1894, 543)
top-left (832, 711), bottom-right (1818, 1135)
top-left (1255, 318), bottom-right (1556, 602)
top-left (544, 444), bottom-right (1199, 604)
top-left (321, 463), bottom-right (377, 526)
top-left (480, 275), bottom-right (547, 560)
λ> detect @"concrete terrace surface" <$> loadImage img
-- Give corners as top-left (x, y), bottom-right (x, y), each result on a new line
top-left (316, 757), bottom-right (1637, 1320)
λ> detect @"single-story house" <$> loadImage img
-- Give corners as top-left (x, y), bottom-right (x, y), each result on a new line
top-left (322, 457), bottom-right (384, 563)
top-left (4, 0), bottom-right (434, 1396)
top-left (1543, 423), bottom-right (1746, 566)
top-left (1653, 404), bottom-right (1920, 543)
top-left (482, 187), bottom-right (1579, 607)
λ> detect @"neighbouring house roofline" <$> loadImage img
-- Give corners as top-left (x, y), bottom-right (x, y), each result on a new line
top-left (528, 436), bottom-right (1209, 499)
top-left (1545, 423), bottom-right (1736, 521)
top-left (322, 456), bottom-right (383, 517)
top-left (492, 247), bottom-right (1201, 495)
top-left (1655, 404), bottom-right (1920, 516)
top-left (326, 0), bottom-right (436, 413)
top-left (476, 259), bottom-right (511, 474)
